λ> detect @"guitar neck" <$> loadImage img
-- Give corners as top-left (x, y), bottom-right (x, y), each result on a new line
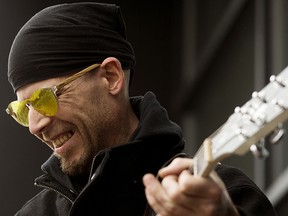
top-left (192, 138), bottom-right (217, 177)
top-left (191, 66), bottom-right (288, 177)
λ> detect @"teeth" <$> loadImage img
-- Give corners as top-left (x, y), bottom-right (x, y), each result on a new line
top-left (52, 132), bottom-right (73, 148)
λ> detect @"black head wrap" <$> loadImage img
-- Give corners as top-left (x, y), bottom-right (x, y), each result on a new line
top-left (8, 2), bottom-right (135, 92)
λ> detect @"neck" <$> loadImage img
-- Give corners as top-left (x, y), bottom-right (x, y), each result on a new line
top-left (107, 101), bottom-right (139, 148)
top-left (120, 102), bottom-right (139, 143)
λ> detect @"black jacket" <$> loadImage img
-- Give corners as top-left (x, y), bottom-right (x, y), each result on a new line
top-left (15, 92), bottom-right (277, 216)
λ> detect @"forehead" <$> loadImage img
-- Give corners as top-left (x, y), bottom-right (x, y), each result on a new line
top-left (16, 76), bottom-right (65, 101)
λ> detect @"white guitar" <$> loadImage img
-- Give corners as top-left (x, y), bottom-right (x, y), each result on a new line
top-left (145, 67), bottom-right (288, 216)
top-left (192, 66), bottom-right (288, 177)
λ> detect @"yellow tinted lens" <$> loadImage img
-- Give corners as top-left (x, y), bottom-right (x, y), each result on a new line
top-left (30, 88), bottom-right (58, 116)
top-left (6, 100), bottom-right (29, 127)
top-left (6, 88), bottom-right (58, 127)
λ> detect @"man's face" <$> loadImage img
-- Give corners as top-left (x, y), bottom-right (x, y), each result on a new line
top-left (16, 72), bottom-right (116, 176)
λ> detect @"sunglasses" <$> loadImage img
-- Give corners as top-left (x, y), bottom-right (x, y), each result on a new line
top-left (6, 64), bottom-right (100, 127)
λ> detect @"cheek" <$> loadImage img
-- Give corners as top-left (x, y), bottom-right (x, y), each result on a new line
top-left (58, 94), bottom-right (87, 114)
top-left (57, 87), bottom-right (111, 132)
top-left (58, 95), bottom-right (99, 127)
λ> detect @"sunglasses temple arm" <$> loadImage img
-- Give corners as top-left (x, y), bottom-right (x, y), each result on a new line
top-left (54, 64), bottom-right (100, 92)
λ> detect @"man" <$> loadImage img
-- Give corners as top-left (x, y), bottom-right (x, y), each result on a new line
top-left (6, 2), bottom-right (276, 216)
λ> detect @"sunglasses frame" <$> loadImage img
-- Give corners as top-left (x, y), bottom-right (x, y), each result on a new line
top-left (6, 63), bottom-right (100, 127)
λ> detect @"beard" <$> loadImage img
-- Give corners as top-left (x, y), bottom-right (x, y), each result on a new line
top-left (54, 145), bottom-right (95, 176)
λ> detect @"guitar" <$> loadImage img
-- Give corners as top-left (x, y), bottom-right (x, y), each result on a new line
top-left (145, 67), bottom-right (288, 216)
top-left (192, 66), bottom-right (288, 177)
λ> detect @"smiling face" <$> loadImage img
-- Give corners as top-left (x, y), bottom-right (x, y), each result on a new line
top-left (15, 58), bottom-right (138, 176)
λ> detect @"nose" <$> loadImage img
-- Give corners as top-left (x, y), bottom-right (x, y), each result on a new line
top-left (28, 106), bottom-right (52, 135)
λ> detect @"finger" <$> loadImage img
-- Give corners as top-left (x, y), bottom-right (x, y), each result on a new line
top-left (158, 158), bottom-right (193, 178)
top-left (143, 174), bottom-right (172, 214)
top-left (161, 172), bottom-right (223, 215)
top-left (161, 171), bottom-right (216, 203)
top-left (181, 170), bottom-right (237, 215)
top-left (161, 174), bottom-right (196, 209)
top-left (143, 174), bottom-right (193, 216)
top-left (178, 170), bottom-right (222, 199)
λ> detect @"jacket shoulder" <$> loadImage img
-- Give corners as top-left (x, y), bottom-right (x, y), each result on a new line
top-left (216, 164), bottom-right (277, 216)
top-left (15, 188), bottom-right (71, 216)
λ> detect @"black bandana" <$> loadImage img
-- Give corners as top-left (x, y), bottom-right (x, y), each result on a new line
top-left (8, 2), bottom-right (135, 92)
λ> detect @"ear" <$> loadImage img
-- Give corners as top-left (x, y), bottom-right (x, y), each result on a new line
top-left (100, 57), bottom-right (125, 95)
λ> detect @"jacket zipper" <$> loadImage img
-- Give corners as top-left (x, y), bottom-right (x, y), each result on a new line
top-left (34, 181), bottom-right (75, 204)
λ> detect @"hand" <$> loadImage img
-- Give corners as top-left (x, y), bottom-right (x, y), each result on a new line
top-left (143, 157), bottom-right (239, 216)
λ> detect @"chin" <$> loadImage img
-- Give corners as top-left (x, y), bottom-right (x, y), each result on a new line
top-left (57, 152), bottom-right (92, 176)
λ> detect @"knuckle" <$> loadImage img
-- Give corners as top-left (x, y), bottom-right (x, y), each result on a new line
top-left (170, 157), bottom-right (184, 166)
top-left (164, 203), bottom-right (178, 215)
top-left (205, 205), bottom-right (217, 215)
top-left (168, 188), bottom-right (182, 201)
